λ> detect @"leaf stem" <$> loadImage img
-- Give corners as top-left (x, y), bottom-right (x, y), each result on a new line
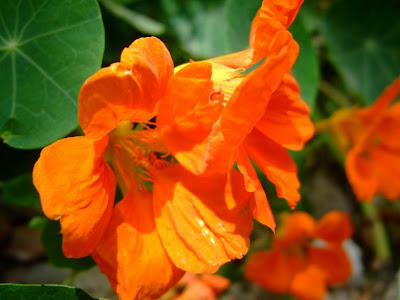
top-left (360, 201), bottom-right (391, 263)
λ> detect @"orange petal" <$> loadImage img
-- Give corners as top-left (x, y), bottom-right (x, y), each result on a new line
top-left (289, 264), bottom-right (327, 300)
top-left (218, 30), bottom-right (299, 148)
top-left (236, 146), bottom-right (276, 231)
top-left (157, 62), bottom-right (226, 175)
top-left (255, 73), bottom-right (314, 150)
top-left (367, 76), bottom-right (400, 116)
top-left (92, 191), bottom-right (184, 300)
top-left (345, 146), bottom-right (378, 201)
top-left (369, 144), bottom-right (400, 200)
top-left (309, 245), bottom-right (352, 285)
top-left (276, 211), bottom-right (316, 244)
top-left (250, 0), bottom-right (304, 62)
top-left (244, 129), bottom-right (300, 208)
top-left (208, 48), bottom-right (255, 69)
top-left (79, 37), bottom-right (173, 140)
top-left (315, 211), bottom-right (353, 243)
top-left (153, 165), bottom-right (253, 273)
top-left (245, 249), bottom-right (306, 294)
top-left (33, 136), bottom-right (115, 257)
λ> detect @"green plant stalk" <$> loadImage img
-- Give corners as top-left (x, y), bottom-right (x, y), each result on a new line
top-left (62, 270), bottom-right (79, 286)
top-left (360, 201), bottom-right (391, 262)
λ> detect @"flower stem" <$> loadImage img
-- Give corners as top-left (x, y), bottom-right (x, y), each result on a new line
top-left (319, 79), bottom-right (351, 107)
top-left (360, 201), bottom-right (391, 263)
top-left (62, 270), bottom-right (79, 286)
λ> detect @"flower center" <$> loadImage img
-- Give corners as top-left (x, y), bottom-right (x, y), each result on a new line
top-left (106, 121), bottom-right (169, 195)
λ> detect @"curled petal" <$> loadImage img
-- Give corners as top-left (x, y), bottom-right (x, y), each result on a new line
top-left (244, 129), bottom-right (300, 207)
top-left (153, 165), bottom-right (253, 273)
top-left (158, 62), bottom-right (225, 175)
top-left (315, 211), bottom-right (353, 243)
top-left (218, 30), bottom-right (299, 148)
top-left (92, 191), bottom-right (184, 300)
top-left (250, 0), bottom-right (304, 62)
top-left (33, 136), bottom-right (115, 257)
top-left (255, 73), bottom-right (314, 150)
top-left (79, 37), bottom-right (173, 140)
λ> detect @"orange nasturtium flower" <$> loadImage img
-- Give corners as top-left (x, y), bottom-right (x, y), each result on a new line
top-left (317, 76), bottom-right (400, 201)
top-left (162, 273), bottom-right (230, 300)
top-left (245, 211), bottom-right (353, 300)
top-left (33, 37), bottom-right (254, 299)
top-left (160, 0), bottom-right (314, 230)
top-left (33, 0), bottom-right (312, 298)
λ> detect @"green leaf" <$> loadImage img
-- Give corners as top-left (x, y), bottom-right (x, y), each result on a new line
top-left (223, 0), bottom-right (259, 53)
top-left (42, 220), bottom-right (95, 271)
top-left (0, 173), bottom-right (41, 209)
top-left (321, 0), bottom-right (400, 104)
top-left (290, 14), bottom-right (319, 109)
top-left (161, 0), bottom-right (226, 59)
top-left (0, 284), bottom-right (98, 300)
top-left (99, 0), bottom-right (165, 35)
top-left (0, 0), bottom-right (104, 149)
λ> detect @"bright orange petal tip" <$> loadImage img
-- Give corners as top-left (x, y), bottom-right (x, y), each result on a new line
top-left (245, 211), bottom-right (353, 300)
top-left (33, 136), bottom-right (115, 258)
top-left (93, 192), bottom-right (184, 300)
top-left (250, 0), bottom-right (304, 63)
top-left (79, 37), bottom-right (174, 140)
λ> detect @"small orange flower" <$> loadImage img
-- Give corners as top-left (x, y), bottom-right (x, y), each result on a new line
top-left (245, 211), bottom-right (353, 300)
top-left (158, 0), bottom-right (313, 231)
top-left (318, 76), bottom-right (400, 201)
top-left (162, 273), bottom-right (230, 300)
top-left (33, 37), bottom-right (253, 300)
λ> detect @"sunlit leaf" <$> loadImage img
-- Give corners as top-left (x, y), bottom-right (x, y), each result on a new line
top-left (0, 0), bottom-right (104, 149)
top-left (161, 0), bottom-right (226, 59)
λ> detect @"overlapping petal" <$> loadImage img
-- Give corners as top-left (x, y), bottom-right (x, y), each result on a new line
top-left (153, 164), bottom-right (253, 273)
top-left (236, 146), bottom-right (276, 230)
top-left (33, 136), bottom-right (115, 257)
top-left (255, 73), bottom-right (314, 150)
top-left (250, 0), bottom-right (304, 63)
top-left (244, 129), bottom-right (300, 208)
top-left (92, 191), bottom-right (184, 300)
top-left (79, 37), bottom-right (173, 140)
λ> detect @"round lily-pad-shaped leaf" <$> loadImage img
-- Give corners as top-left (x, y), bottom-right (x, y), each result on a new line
top-left (322, 0), bottom-right (400, 104)
top-left (0, 0), bottom-right (104, 149)
top-left (0, 284), bottom-right (98, 300)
